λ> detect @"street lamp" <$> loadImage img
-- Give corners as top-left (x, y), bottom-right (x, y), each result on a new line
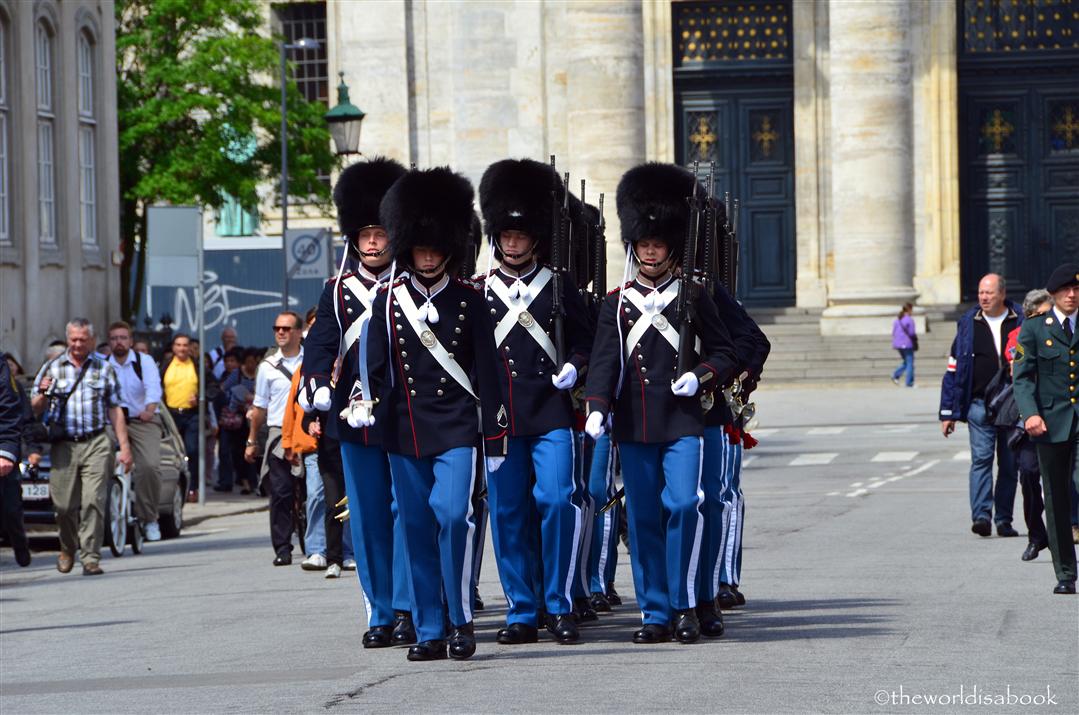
top-left (279, 37), bottom-right (320, 311)
top-left (324, 72), bottom-right (366, 156)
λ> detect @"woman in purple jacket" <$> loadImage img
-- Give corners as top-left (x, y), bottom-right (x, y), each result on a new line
top-left (891, 303), bottom-right (916, 387)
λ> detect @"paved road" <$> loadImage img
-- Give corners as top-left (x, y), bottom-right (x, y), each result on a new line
top-left (2, 386), bottom-right (1076, 713)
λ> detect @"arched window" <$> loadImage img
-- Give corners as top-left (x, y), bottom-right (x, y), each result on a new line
top-left (35, 20), bottom-right (56, 247)
top-left (0, 13), bottom-right (10, 247)
top-left (77, 30), bottom-right (96, 247)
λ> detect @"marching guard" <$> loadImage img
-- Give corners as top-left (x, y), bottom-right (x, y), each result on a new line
top-left (583, 162), bottom-right (737, 644)
top-left (698, 281), bottom-right (770, 629)
top-left (477, 159), bottom-right (594, 645)
top-left (298, 158), bottom-right (415, 648)
top-left (365, 167), bottom-right (509, 661)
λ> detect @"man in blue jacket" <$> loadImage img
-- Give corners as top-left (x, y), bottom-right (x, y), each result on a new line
top-left (940, 273), bottom-right (1023, 537)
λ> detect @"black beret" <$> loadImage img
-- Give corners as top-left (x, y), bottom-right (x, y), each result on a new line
top-left (1045, 263), bottom-right (1079, 293)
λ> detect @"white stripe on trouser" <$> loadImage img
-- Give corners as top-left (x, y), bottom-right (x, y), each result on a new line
top-left (361, 590), bottom-right (374, 624)
top-left (563, 433), bottom-right (583, 610)
top-left (711, 434), bottom-right (730, 595)
top-left (460, 447), bottom-right (478, 623)
top-left (684, 437), bottom-right (706, 609)
top-left (722, 443), bottom-right (743, 585)
top-left (597, 443), bottom-right (617, 594)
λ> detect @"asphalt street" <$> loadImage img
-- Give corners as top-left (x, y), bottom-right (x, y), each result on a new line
top-left (1, 386), bottom-right (1077, 713)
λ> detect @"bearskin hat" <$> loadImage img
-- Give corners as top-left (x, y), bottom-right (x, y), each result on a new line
top-left (458, 212), bottom-right (484, 278)
top-left (616, 162), bottom-right (703, 264)
top-left (479, 159), bottom-right (563, 260)
top-left (380, 166), bottom-right (475, 272)
top-left (332, 157), bottom-right (407, 239)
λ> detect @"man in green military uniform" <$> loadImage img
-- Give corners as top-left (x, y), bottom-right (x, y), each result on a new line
top-left (1012, 262), bottom-right (1079, 595)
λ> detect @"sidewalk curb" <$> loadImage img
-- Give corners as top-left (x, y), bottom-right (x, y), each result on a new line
top-left (183, 504), bottom-right (268, 529)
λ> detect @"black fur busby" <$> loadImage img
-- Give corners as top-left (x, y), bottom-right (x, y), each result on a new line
top-left (479, 159), bottom-right (562, 260)
top-left (458, 212), bottom-right (484, 278)
top-left (616, 162), bottom-right (703, 263)
top-left (380, 166), bottom-right (475, 271)
top-left (332, 157), bottom-right (407, 238)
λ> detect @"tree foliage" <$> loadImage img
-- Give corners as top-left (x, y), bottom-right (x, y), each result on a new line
top-left (116, 0), bottom-right (336, 319)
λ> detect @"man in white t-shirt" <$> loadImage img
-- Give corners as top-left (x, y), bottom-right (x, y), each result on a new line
top-left (245, 312), bottom-right (304, 565)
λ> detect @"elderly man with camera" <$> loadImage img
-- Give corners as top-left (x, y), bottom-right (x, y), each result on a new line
top-left (31, 318), bottom-right (132, 576)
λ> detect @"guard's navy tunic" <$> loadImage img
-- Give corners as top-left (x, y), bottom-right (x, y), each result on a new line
top-left (482, 263), bottom-right (593, 623)
top-left (584, 275), bottom-right (738, 624)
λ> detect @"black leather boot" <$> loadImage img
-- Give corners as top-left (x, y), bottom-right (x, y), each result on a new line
top-left (497, 622), bottom-right (539, 645)
top-left (546, 613), bottom-right (580, 644)
top-left (696, 601), bottom-right (725, 638)
top-left (362, 625), bottom-right (394, 649)
top-left (673, 609), bottom-right (701, 644)
top-left (632, 623), bottom-right (670, 644)
top-left (392, 611), bottom-right (416, 645)
top-left (407, 639), bottom-right (448, 661)
top-left (589, 591), bottom-right (612, 613)
top-left (448, 622), bottom-right (477, 660)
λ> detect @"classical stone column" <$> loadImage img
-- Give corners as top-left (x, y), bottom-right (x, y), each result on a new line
top-left (562, 0), bottom-right (646, 287)
top-left (820, 0), bottom-right (919, 335)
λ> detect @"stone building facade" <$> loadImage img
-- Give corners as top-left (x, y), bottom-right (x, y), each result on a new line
top-left (0, 0), bottom-right (121, 366)
top-left (257, 0), bottom-right (1076, 334)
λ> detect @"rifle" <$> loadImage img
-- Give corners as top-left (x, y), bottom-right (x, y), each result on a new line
top-left (593, 193), bottom-right (607, 301)
top-left (674, 161), bottom-right (704, 377)
top-left (700, 162), bottom-right (718, 294)
top-left (721, 192), bottom-right (741, 295)
top-left (549, 157), bottom-right (567, 366)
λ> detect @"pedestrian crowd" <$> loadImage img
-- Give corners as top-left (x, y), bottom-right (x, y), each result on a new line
top-left (940, 267), bottom-right (1079, 595)
top-left (0, 316), bottom-right (359, 579)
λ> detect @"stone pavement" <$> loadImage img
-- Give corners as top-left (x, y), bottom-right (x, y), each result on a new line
top-left (1, 385), bottom-right (1076, 713)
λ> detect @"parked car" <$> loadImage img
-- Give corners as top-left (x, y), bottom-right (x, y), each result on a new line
top-left (19, 410), bottom-right (190, 540)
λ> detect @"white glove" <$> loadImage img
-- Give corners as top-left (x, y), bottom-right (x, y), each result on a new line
top-left (551, 362), bottom-right (578, 390)
top-left (671, 372), bottom-right (700, 397)
top-left (345, 406), bottom-right (376, 429)
top-left (311, 386), bottom-right (332, 412)
top-left (485, 456), bottom-right (505, 473)
top-left (585, 411), bottom-right (606, 440)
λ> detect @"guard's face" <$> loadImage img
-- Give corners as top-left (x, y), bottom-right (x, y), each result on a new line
top-left (357, 227), bottom-right (390, 269)
top-left (499, 230), bottom-right (534, 267)
top-left (1052, 284), bottom-right (1079, 314)
top-left (412, 247), bottom-right (447, 276)
top-left (636, 238), bottom-right (671, 279)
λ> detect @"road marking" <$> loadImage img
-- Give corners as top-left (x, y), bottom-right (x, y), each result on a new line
top-left (789, 452), bottom-right (838, 466)
top-left (842, 459), bottom-right (940, 497)
top-left (827, 491), bottom-right (840, 496)
top-left (953, 450), bottom-right (971, 461)
top-left (750, 428), bottom-right (779, 437)
top-left (807, 427), bottom-right (845, 435)
top-left (876, 424), bottom-right (918, 433)
top-left (871, 451), bottom-right (919, 462)
top-left (742, 456), bottom-right (756, 468)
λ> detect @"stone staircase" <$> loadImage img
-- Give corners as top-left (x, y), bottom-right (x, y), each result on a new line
top-left (747, 305), bottom-right (965, 385)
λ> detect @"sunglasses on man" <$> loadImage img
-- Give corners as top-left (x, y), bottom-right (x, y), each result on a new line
top-left (273, 324), bottom-right (295, 333)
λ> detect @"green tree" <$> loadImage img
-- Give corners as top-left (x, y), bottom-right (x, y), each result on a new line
top-left (116, 0), bottom-right (336, 320)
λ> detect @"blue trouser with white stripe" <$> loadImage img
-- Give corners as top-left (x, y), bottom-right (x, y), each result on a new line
top-left (588, 433), bottom-right (620, 594)
top-left (488, 428), bottom-right (582, 624)
top-left (699, 426), bottom-right (731, 600)
top-left (718, 436), bottom-right (745, 587)
top-left (618, 436), bottom-right (705, 625)
top-left (339, 442), bottom-right (410, 628)
top-left (571, 430), bottom-right (595, 601)
top-left (388, 447), bottom-right (478, 642)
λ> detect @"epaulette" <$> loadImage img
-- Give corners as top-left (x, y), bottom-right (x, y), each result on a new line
top-left (607, 281), bottom-right (632, 296)
top-left (456, 277), bottom-right (483, 292)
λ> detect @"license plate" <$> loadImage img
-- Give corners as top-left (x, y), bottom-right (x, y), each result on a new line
top-left (21, 483), bottom-right (50, 500)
